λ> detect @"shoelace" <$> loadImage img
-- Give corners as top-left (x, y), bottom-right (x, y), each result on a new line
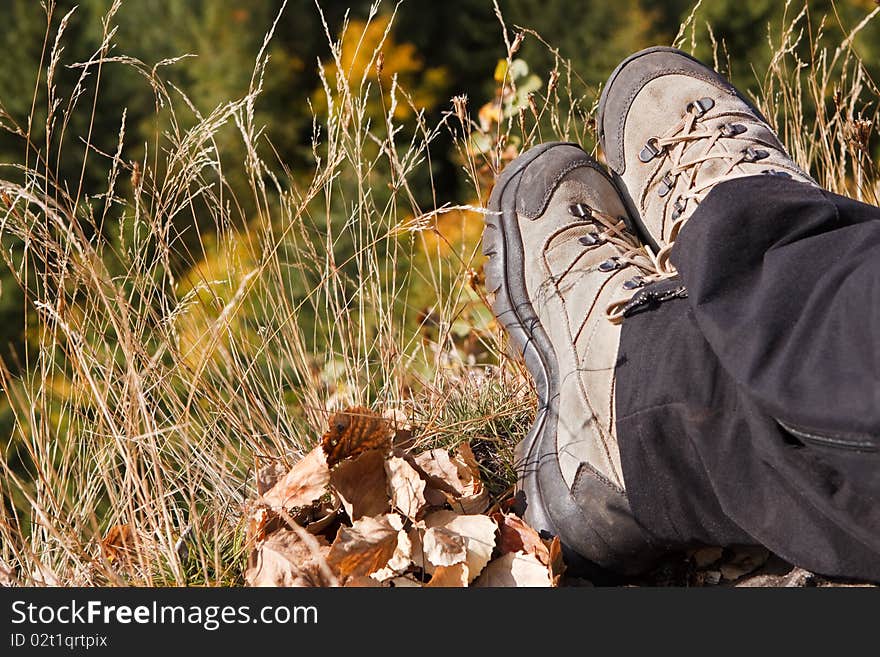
top-left (566, 203), bottom-right (677, 324)
top-left (639, 97), bottom-right (778, 258)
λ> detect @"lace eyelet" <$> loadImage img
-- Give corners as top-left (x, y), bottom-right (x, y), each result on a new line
top-left (639, 137), bottom-right (665, 163)
top-left (579, 233), bottom-right (603, 247)
top-left (670, 197), bottom-right (687, 220)
top-left (598, 258), bottom-right (621, 272)
top-left (686, 97), bottom-right (715, 117)
top-left (657, 173), bottom-right (675, 198)
top-left (742, 146), bottom-right (770, 162)
top-left (569, 203), bottom-right (593, 218)
top-left (623, 276), bottom-right (646, 290)
top-left (720, 123), bottom-right (747, 138)
top-left (762, 169), bottom-right (792, 179)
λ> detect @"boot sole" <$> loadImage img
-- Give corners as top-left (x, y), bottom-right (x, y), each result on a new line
top-left (483, 142), bottom-right (565, 540)
top-left (482, 142), bottom-right (620, 575)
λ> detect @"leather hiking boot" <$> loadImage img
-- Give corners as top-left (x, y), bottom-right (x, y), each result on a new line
top-left (483, 142), bottom-right (669, 575)
top-left (597, 46), bottom-right (815, 252)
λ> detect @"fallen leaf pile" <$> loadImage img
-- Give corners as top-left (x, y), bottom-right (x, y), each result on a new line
top-left (245, 407), bottom-right (565, 587)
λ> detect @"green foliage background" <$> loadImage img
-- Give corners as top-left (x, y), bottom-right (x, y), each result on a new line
top-left (0, 0), bottom-right (877, 420)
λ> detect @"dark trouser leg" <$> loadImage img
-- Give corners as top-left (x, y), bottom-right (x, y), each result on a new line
top-left (615, 176), bottom-right (880, 582)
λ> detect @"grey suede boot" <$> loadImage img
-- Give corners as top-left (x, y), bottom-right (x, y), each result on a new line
top-left (483, 142), bottom-right (670, 575)
top-left (598, 46), bottom-right (815, 252)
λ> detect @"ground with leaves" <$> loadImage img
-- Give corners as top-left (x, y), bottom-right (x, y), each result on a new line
top-left (240, 407), bottom-right (875, 588)
top-left (245, 407), bottom-right (564, 587)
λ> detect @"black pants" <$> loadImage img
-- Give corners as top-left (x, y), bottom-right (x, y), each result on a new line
top-left (616, 176), bottom-right (880, 582)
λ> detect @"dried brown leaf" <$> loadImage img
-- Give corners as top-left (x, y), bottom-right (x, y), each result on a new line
top-left (424, 511), bottom-right (497, 583)
top-left (455, 442), bottom-right (481, 480)
top-left (370, 527), bottom-right (412, 582)
top-left (423, 526), bottom-right (467, 568)
top-left (385, 456), bottom-right (427, 520)
top-left (321, 407), bottom-right (393, 467)
top-left (330, 449), bottom-right (390, 520)
top-left (245, 529), bottom-right (332, 587)
top-left (413, 449), bottom-right (465, 496)
top-left (100, 524), bottom-right (136, 562)
top-left (327, 513), bottom-right (407, 580)
top-left (426, 563), bottom-right (469, 588)
top-left (424, 487), bottom-right (448, 508)
top-left (495, 513), bottom-right (549, 563)
top-left (547, 536), bottom-right (566, 587)
top-left (260, 446), bottom-right (330, 510)
top-left (474, 552), bottom-right (552, 588)
top-left (446, 487), bottom-right (490, 515)
top-left (449, 443), bottom-right (490, 513)
top-left (414, 445), bottom-right (489, 514)
top-left (247, 508), bottom-right (271, 544)
top-left (303, 502), bottom-right (341, 535)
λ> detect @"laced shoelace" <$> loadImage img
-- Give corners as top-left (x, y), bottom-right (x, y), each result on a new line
top-left (566, 203), bottom-right (676, 324)
top-left (639, 97), bottom-right (778, 263)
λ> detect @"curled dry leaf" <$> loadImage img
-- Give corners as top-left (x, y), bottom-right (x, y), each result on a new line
top-left (413, 445), bottom-right (489, 514)
top-left (260, 446), bottom-right (330, 510)
top-left (413, 449), bottom-right (463, 496)
top-left (371, 528), bottom-right (412, 582)
top-left (321, 407), bottom-right (393, 467)
top-left (449, 487), bottom-right (489, 514)
top-left (327, 513), bottom-right (408, 581)
top-left (474, 552), bottom-right (552, 588)
top-left (455, 442), bottom-right (481, 478)
top-left (248, 507), bottom-right (271, 544)
top-left (330, 449), bottom-right (390, 521)
top-left (303, 501), bottom-right (341, 535)
top-left (422, 526), bottom-right (467, 568)
top-left (100, 524), bottom-right (136, 562)
top-left (245, 529), bottom-right (333, 587)
top-left (426, 563), bottom-right (469, 588)
top-left (449, 443), bottom-right (490, 514)
top-left (385, 456), bottom-right (427, 520)
top-left (424, 511), bottom-right (497, 583)
top-left (547, 536), bottom-right (566, 587)
top-left (495, 513), bottom-right (549, 564)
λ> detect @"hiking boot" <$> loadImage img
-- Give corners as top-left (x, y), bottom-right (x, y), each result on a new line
top-left (483, 142), bottom-right (669, 575)
top-left (597, 46), bottom-right (815, 252)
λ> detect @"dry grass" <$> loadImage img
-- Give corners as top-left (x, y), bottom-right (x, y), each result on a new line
top-left (0, 1), bottom-right (877, 586)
